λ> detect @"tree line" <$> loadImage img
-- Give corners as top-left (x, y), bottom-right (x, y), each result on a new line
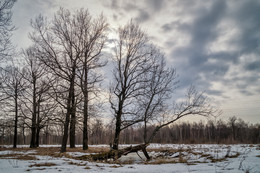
top-left (1, 5), bottom-right (244, 158)
top-left (1, 116), bottom-right (259, 146)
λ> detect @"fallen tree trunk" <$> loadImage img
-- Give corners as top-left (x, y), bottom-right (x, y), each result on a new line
top-left (78, 143), bottom-right (150, 161)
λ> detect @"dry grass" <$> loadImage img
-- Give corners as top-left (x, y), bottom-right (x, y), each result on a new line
top-left (0, 153), bottom-right (38, 160)
top-left (109, 164), bottom-right (123, 168)
top-left (29, 162), bottom-right (57, 167)
top-left (67, 161), bottom-right (86, 166)
top-left (84, 166), bottom-right (91, 169)
top-left (16, 155), bottom-right (38, 160)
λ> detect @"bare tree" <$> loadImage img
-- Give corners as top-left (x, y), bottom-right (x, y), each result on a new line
top-left (0, 0), bottom-right (16, 60)
top-left (30, 8), bottom-right (107, 152)
top-left (75, 12), bottom-right (108, 150)
top-left (21, 46), bottom-right (54, 148)
top-left (109, 21), bottom-right (155, 150)
top-left (0, 64), bottom-right (25, 148)
top-left (30, 10), bottom-right (80, 151)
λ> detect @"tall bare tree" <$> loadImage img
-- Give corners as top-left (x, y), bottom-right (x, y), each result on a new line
top-left (109, 21), bottom-right (155, 150)
top-left (76, 13), bottom-right (108, 150)
top-left (0, 64), bottom-right (25, 148)
top-left (30, 8), bottom-right (108, 152)
top-left (21, 46), bottom-right (54, 148)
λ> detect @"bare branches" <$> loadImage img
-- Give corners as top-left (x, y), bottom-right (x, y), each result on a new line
top-left (147, 86), bottom-right (218, 144)
top-left (0, 0), bottom-right (16, 59)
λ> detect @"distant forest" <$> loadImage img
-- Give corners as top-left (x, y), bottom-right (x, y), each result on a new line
top-left (1, 116), bottom-right (259, 145)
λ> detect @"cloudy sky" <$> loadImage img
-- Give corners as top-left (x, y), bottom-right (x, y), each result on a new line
top-left (11, 0), bottom-right (260, 123)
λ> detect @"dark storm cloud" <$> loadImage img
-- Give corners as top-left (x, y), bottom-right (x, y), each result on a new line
top-left (245, 61), bottom-right (260, 72)
top-left (166, 0), bottom-right (260, 97)
top-left (168, 1), bottom-right (228, 90)
top-left (231, 0), bottom-right (260, 54)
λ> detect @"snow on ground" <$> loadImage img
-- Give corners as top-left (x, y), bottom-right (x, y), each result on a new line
top-left (0, 144), bottom-right (259, 173)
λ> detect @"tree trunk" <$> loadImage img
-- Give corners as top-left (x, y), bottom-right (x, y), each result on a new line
top-left (61, 73), bottom-right (75, 152)
top-left (83, 88), bottom-right (89, 150)
top-left (112, 100), bottom-right (123, 150)
top-left (142, 146), bottom-right (151, 160)
top-left (30, 80), bottom-right (37, 148)
top-left (13, 91), bottom-right (18, 148)
top-left (36, 127), bottom-right (40, 147)
top-left (36, 103), bottom-right (40, 147)
top-left (69, 101), bottom-right (76, 148)
top-left (69, 68), bottom-right (76, 148)
top-left (113, 115), bottom-right (121, 150)
top-left (61, 97), bottom-right (71, 152)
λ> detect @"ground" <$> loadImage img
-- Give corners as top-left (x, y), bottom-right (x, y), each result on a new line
top-left (0, 144), bottom-right (259, 173)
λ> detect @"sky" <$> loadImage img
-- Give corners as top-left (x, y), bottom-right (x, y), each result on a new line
top-left (10, 0), bottom-right (260, 123)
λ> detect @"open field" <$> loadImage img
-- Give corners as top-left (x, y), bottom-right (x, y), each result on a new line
top-left (0, 144), bottom-right (260, 173)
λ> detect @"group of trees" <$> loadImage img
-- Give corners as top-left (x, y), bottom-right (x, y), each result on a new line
top-left (1, 116), bottom-right (259, 146)
top-left (0, 6), bottom-right (233, 158)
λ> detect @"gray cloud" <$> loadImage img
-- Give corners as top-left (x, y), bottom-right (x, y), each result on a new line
top-left (145, 0), bottom-right (166, 12)
top-left (231, 0), bottom-right (260, 54)
top-left (134, 9), bottom-right (150, 23)
top-left (165, 0), bottom-right (260, 98)
top-left (245, 61), bottom-right (260, 72)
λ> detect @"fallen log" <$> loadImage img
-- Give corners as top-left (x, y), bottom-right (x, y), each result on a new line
top-left (78, 143), bottom-right (150, 161)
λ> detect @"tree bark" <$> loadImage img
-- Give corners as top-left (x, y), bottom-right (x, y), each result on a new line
top-left (30, 78), bottom-right (37, 148)
top-left (69, 97), bottom-right (76, 148)
top-left (13, 90), bottom-right (18, 148)
top-left (61, 79), bottom-right (74, 152)
top-left (112, 103), bottom-right (123, 150)
top-left (36, 101), bottom-right (41, 147)
top-left (83, 85), bottom-right (89, 150)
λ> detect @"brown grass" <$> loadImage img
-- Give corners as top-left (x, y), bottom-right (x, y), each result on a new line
top-left (67, 161), bottom-right (86, 166)
top-left (0, 153), bottom-right (38, 160)
top-left (16, 155), bottom-right (38, 160)
top-left (109, 165), bottom-right (123, 168)
top-left (84, 166), bottom-right (91, 169)
top-left (29, 162), bottom-right (57, 167)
